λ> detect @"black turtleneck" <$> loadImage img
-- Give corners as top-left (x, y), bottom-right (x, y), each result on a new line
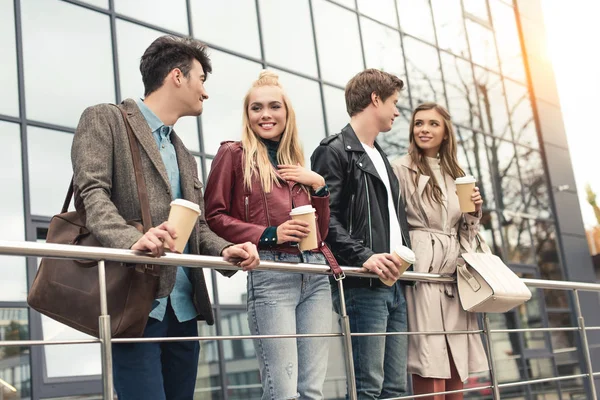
top-left (260, 137), bottom-right (280, 168)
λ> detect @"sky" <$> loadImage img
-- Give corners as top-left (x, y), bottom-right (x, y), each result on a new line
top-left (541, 0), bottom-right (600, 228)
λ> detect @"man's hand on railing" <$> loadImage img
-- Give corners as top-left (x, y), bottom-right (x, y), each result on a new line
top-left (222, 242), bottom-right (260, 271)
top-left (362, 253), bottom-right (402, 280)
top-left (130, 221), bottom-right (177, 256)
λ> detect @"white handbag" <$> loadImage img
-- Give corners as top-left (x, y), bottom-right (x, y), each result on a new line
top-left (457, 233), bottom-right (532, 313)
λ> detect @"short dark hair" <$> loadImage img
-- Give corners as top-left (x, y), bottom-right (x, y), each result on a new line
top-left (345, 69), bottom-right (404, 117)
top-left (140, 35), bottom-right (212, 96)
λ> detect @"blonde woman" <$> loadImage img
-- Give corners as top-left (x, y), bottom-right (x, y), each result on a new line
top-left (205, 71), bottom-right (332, 400)
top-left (392, 103), bottom-right (489, 399)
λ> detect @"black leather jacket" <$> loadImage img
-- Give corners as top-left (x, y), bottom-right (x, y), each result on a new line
top-left (311, 124), bottom-right (412, 273)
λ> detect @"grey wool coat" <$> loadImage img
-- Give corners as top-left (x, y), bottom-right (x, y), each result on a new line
top-left (392, 155), bottom-right (488, 381)
top-left (71, 98), bottom-right (232, 325)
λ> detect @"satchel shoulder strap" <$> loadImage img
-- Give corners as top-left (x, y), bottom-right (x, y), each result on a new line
top-left (64, 105), bottom-right (153, 233)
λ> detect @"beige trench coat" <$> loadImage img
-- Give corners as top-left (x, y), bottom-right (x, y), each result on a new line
top-left (392, 155), bottom-right (489, 381)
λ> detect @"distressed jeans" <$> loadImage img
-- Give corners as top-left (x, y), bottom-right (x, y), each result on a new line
top-left (332, 283), bottom-right (409, 400)
top-left (247, 251), bottom-right (333, 400)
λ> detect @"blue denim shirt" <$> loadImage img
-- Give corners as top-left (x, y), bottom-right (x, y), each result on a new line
top-left (136, 98), bottom-right (197, 323)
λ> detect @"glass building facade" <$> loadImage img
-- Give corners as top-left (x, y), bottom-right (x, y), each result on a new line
top-left (0, 0), bottom-right (597, 399)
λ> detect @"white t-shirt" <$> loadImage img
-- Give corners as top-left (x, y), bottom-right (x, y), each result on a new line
top-left (361, 143), bottom-right (403, 251)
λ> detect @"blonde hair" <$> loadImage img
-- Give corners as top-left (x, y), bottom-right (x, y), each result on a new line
top-left (241, 70), bottom-right (304, 193)
top-left (408, 102), bottom-right (465, 204)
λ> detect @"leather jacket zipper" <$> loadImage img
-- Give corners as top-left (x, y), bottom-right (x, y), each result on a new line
top-left (364, 175), bottom-right (373, 249)
top-left (244, 196), bottom-right (249, 222)
top-left (261, 190), bottom-right (272, 226)
top-left (349, 194), bottom-right (355, 235)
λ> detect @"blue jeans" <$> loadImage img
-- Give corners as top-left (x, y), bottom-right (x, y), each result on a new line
top-left (247, 251), bottom-right (333, 400)
top-left (332, 283), bottom-right (409, 400)
top-left (112, 301), bottom-right (199, 400)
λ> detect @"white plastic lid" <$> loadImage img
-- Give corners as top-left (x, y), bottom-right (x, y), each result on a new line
top-left (394, 245), bottom-right (416, 263)
top-left (289, 205), bottom-right (316, 216)
top-left (455, 175), bottom-right (476, 185)
top-left (170, 199), bottom-right (201, 214)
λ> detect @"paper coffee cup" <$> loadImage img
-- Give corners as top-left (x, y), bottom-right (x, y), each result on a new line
top-left (455, 175), bottom-right (477, 213)
top-left (166, 199), bottom-right (201, 253)
top-left (289, 205), bottom-right (318, 251)
top-left (380, 245), bottom-right (416, 286)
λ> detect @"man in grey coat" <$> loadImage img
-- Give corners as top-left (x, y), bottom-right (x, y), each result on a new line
top-left (71, 35), bottom-right (259, 400)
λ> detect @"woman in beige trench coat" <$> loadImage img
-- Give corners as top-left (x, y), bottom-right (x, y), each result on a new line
top-left (392, 103), bottom-right (489, 399)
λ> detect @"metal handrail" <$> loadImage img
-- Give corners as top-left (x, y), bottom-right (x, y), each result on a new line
top-left (1, 239), bottom-right (599, 400)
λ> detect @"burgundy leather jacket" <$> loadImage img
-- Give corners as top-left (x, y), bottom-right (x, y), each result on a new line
top-left (205, 141), bottom-right (330, 253)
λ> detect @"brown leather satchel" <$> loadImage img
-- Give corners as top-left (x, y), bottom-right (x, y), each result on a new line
top-left (27, 106), bottom-right (159, 338)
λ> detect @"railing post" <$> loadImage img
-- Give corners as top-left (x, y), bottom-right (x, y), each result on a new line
top-left (98, 260), bottom-right (114, 400)
top-left (337, 279), bottom-right (358, 400)
top-left (483, 314), bottom-right (501, 400)
top-left (573, 290), bottom-right (597, 400)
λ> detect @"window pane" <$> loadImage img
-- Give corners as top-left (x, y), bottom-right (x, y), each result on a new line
top-left (80, 0), bottom-right (108, 8)
top-left (115, 0), bottom-right (188, 34)
top-left (42, 315), bottom-right (101, 378)
top-left (196, 322), bottom-right (222, 398)
top-left (441, 52), bottom-right (480, 128)
top-left (396, 0), bottom-right (435, 44)
top-left (402, 37), bottom-right (446, 107)
top-left (466, 19), bottom-right (499, 71)
top-left (474, 68), bottom-right (510, 139)
top-left (485, 136), bottom-right (524, 212)
top-left (360, 17), bottom-right (409, 109)
top-left (487, 312), bottom-right (524, 383)
top-left (200, 50), bottom-right (262, 156)
top-left (191, 0), bottom-right (261, 59)
top-left (504, 80), bottom-right (538, 148)
top-left (503, 216), bottom-right (534, 264)
top-left (260, 0), bottom-right (318, 77)
top-left (463, 0), bottom-right (490, 22)
top-left (431, 0), bottom-right (469, 58)
top-left (273, 70), bottom-right (325, 163)
top-left (0, 308), bottom-right (31, 399)
top-left (480, 210), bottom-right (505, 259)
top-left (457, 131), bottom-right (495, 207)
top-left (490, 0), bottom-right (526, 82)
top-left (219, 310), bottom-right (261, 398)
top-left (517, 147), bottom-right (550, 219)
top-left (322, 85), bottom-right (349, 137)
top-left (377, 108), bottom-right (411, 160)
top-left (216, 271), bottom-right (247, 305)
top-left (0, 122), bottom-right (26, 302)
top-left (116, 20), bottom-right (163, 101)
top-left (21, 0), bottom-right (115, 127)
top-left (174, 116), bottom-right (200, 152)
top-left (517, 272), bottom-right (547, 350)
top-left (0, 0), bottom-right (19, 117)
top-left (313, 0), bottom-right (364, 87)
top-left (27, 127), bottom-right (73, 217)
top-left (330, 0), bottom-right (354, 9)
top-left (357, 0), bottom-right (397, 28)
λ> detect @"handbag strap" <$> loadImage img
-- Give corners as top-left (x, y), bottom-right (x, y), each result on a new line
top-left (318, 241), bottom-right (345, 280)
top-left (460, 230), bottom-right (491, 255)
top-left (113, 105), bottom-right (153, 233)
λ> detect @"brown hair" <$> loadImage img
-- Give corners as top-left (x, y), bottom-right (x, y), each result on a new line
top-left (140, 35), bottom-right (212, 96)
top-left (345, 69), bottom-right (404, 117)
top-left (408, 102), bottom-right (465, 204)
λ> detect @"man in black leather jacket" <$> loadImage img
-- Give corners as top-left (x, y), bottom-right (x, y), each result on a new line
top-left (311, 69), bottom-right (411, 399)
